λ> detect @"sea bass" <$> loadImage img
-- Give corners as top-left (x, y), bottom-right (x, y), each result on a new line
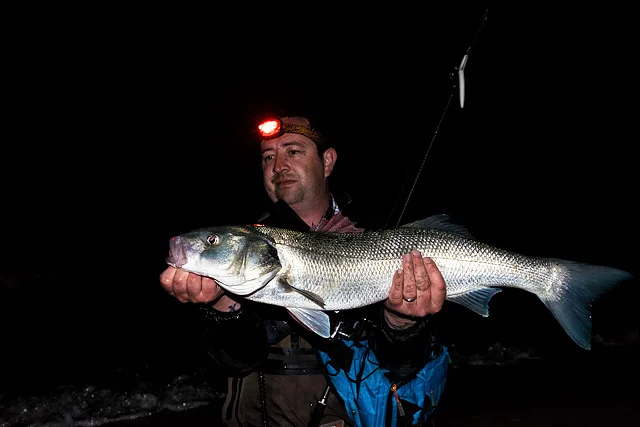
top-left (166, 214), bottom-right (632, 349)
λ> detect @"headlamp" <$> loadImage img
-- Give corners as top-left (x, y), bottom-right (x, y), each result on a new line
top-left (258, 118), bottom-right (325, 146)
top-left (258, 119), bottom-right (282, 139)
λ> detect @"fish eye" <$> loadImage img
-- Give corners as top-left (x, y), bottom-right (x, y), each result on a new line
top-left (206, 234), bottom-right (220, 246)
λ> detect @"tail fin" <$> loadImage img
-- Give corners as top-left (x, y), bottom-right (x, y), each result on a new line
top-left (540, 259), bottom-right (632, 349)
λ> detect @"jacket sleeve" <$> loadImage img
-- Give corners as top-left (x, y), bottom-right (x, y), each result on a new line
top-left (368, 306), bottom-right (441, 381)
top-left (197, 303), bottom-right (268, 375)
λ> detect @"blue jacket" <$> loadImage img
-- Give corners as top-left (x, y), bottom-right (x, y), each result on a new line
top-left (318, 341), bottom-right (449, 426)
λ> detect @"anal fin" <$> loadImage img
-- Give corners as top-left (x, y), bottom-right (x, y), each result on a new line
top-left (449, 287), bottom-right (502, 316)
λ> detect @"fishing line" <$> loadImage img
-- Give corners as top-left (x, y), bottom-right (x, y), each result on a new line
top-left (384, 8), bottom-right (490, 229)
top-left (387, 94), bottom-right (453, 229)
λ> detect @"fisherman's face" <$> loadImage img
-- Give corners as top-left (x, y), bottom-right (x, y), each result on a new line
top-left (260, 133), bottom-right (332, 206)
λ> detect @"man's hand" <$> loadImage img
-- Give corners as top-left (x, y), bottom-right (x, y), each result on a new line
top-left (159, 266), bottom-right (240, 312)
top-left (383, 250), bottom-right (447, 329)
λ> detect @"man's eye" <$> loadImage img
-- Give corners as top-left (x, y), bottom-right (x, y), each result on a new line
top-left (263, 155), bottom-right (274, 162)
top-left (206, 235), bottom-right (220, 245)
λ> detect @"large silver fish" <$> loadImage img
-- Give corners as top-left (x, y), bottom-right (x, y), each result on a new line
top-left (166, 214), bottom-right (632, 349)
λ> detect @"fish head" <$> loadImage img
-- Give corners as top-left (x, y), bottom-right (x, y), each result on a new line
top-left (166, 225), bottom-right (281, 295)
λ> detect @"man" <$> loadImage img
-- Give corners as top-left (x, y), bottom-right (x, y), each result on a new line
top-left (160, 115), bottom-right (449, 426)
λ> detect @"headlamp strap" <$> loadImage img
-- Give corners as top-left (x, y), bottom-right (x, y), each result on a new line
top-left (281, 123), bottom-right (324, 146)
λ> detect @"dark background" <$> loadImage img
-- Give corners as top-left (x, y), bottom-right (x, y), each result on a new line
top-left (5, 5), bottom-right (637, 265)
top-left (2, 4), bottom-right (638, 411)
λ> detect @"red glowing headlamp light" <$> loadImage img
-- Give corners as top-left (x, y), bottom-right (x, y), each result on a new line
top-left (257, 118), bottom-right (325, 146)
top-left (258, 119), bottom-right (282, 139)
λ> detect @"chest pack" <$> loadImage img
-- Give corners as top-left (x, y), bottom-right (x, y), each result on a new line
top-left (317, 341), bottom-right (449, 427)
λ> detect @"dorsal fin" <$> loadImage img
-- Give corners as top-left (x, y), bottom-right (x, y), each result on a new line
top-left (402, 214), bottom-right (475, 239)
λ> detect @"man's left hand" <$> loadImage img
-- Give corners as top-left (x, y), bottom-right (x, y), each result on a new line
top-left (383, 250), bottom-right (447, 329)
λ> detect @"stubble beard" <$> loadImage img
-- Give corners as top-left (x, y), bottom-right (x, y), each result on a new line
top-left (274, 184), bottom-right (305, 206)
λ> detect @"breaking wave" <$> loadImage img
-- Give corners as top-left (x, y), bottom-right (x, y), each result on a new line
top-left (0, 366), bottom-right (223, 427)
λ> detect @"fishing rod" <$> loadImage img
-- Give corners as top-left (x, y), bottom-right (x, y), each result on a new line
top-left (384, 8), bottom-right (490, 229)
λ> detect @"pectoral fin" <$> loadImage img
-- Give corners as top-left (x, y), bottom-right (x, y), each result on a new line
top-left (287, 308), bottom-right (331, 338)
top-left (449, 287), bottom-right (502, 316)
top-left (276, 274), bottom-right (325, 308)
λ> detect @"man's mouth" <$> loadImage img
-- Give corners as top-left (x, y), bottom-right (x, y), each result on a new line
top-left (275, 179), bottom-right (295, 187)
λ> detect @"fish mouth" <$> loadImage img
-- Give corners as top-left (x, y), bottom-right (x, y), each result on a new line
top-left (167, 236), bottom-right (188, 268)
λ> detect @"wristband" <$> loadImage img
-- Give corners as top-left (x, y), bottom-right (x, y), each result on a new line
top-left (197, 303), bottom-right (244, 322)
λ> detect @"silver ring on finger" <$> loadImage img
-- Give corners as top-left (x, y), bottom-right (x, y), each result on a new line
top-left (403, 297), bottom-right (416, 303)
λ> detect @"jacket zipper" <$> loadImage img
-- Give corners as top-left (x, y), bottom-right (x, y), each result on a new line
top-left (391, 383), bottom-right (406, 417)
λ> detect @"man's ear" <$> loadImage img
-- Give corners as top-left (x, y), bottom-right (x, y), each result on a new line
top-left (322, 147), bottom-right (337, 177)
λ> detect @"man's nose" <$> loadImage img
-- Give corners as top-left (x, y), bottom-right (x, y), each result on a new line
top-left (273, 153), bottom-right (288, 173)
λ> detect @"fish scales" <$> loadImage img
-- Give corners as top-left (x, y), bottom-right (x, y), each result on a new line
top-left (256, 226), bottom-right (558, 310)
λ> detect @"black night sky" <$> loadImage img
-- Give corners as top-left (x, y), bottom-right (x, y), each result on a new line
top-left (5, 6), bottom-right (638, 266)
top-left (2, 5), bottom-right (639, 426)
